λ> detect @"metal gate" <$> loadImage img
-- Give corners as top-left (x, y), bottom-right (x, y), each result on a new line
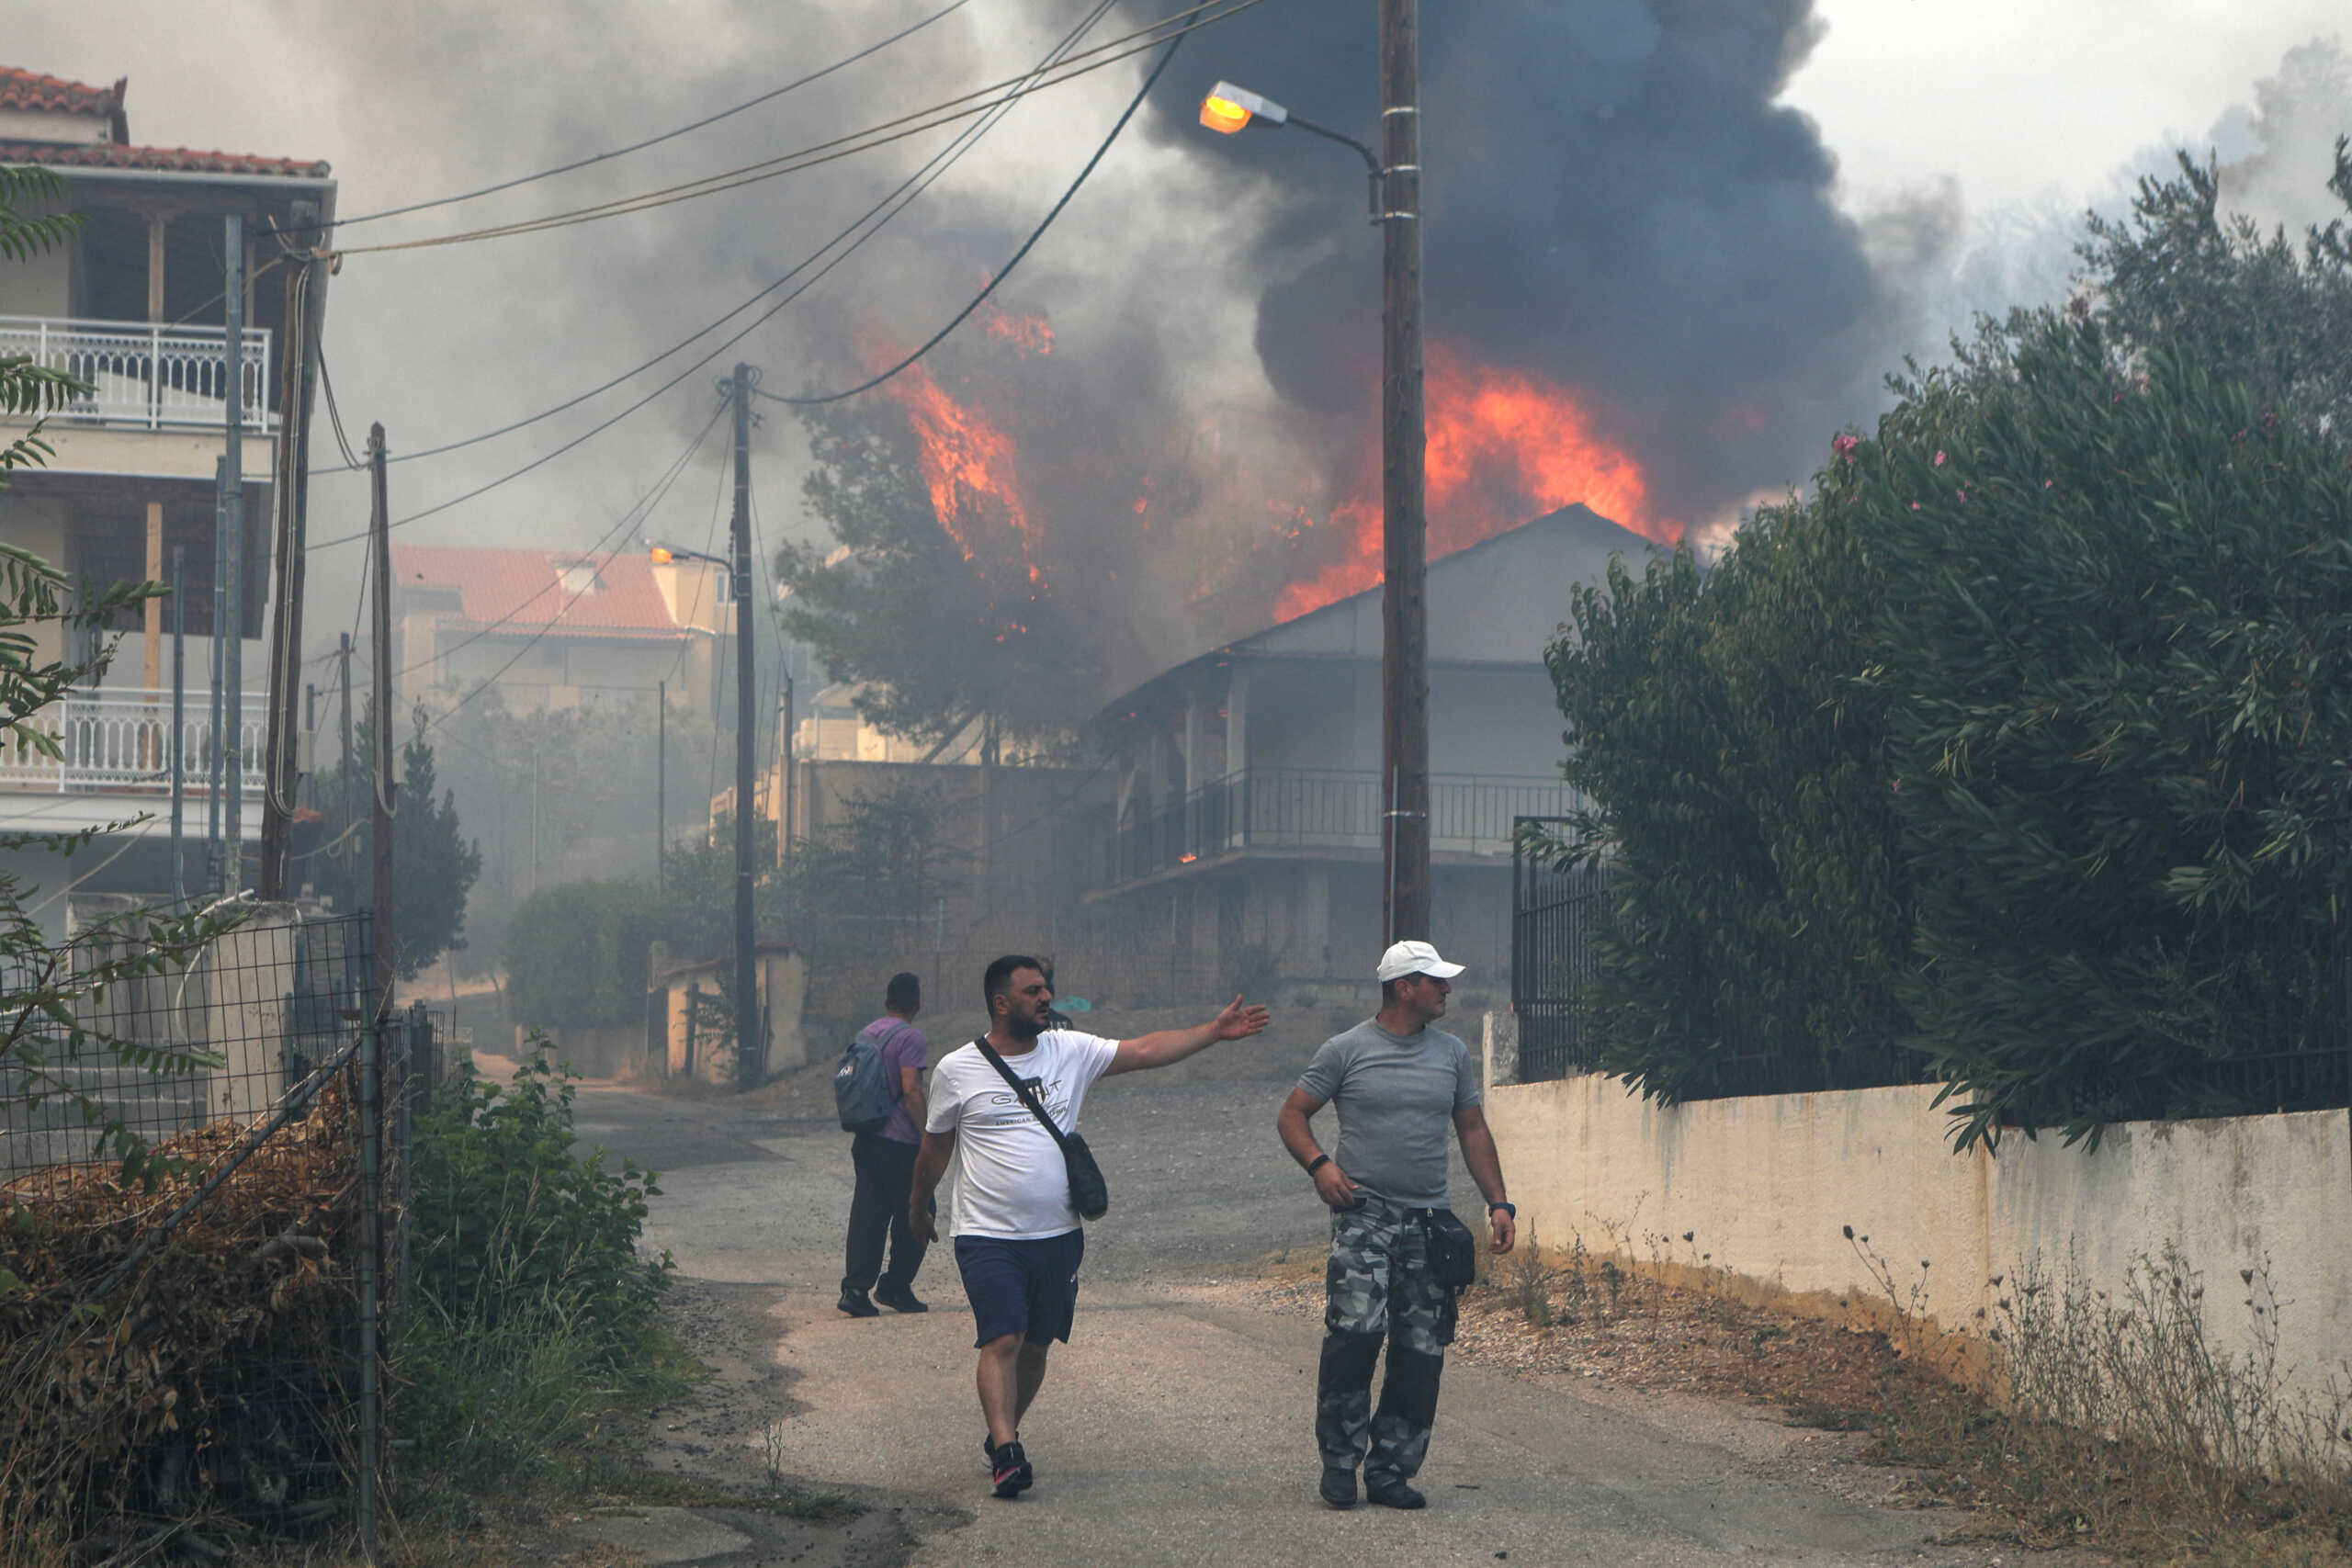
top-left (1510, 818), bottom-right (1608, 1083)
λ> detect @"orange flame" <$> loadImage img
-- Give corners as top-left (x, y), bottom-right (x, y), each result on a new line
top-left (1274, 344), bottom-right (1679, 619)
top-left (981, 303), bottom-right (1055, 355)
top-left (877, 352), bottom-right (1044, 584)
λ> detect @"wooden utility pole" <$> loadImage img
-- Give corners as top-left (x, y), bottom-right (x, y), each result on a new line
top-left (261, 253), bottom-right (326, 897)
top-left (729, 364), bottom-right (759, 1089)
top-left (1379, 0), bottom-right (1430, 942)
top-left (368, 426), bottom-right (395, 1008)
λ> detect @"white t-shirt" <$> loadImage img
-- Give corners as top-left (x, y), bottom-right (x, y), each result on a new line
top-left (926, 1030), bottom-right (1121, 1239)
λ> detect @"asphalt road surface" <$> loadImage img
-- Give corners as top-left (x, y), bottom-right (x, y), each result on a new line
top-left (532, 1040), bottom-right (2062, 1568)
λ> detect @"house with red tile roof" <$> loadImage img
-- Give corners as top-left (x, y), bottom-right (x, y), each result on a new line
top-left (394, 545), bottom-right (722, 715)
top-left (0, 64), bottom-right (335, 928)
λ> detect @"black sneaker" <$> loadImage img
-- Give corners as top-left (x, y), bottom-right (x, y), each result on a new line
top-left (1364, 1477), bottom-right (1426, 1510)
top-left (874, 1286), bottom-right (929, 1314)
top-left (990, 1439), bottom-right (1034, 1499)
top-left (836, 1287), bottom-right (880, 1319)
top-left (1318, 1468), bottom-right (1358, 1509)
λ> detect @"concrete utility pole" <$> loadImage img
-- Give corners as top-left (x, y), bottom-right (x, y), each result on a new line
top-left (261, 250), bottom-right (328, 897)
top-left (368, 426), bottom-right (395, 1009)
top-left (657, 678), bottom-right (667, 892)
top-left (206, 453), bottom-right (229, 897)
top-left (221, 213), bottom-right (245, 895)
top-left (170, 547), bottom-right (187, 908)
top-left (1379, 0), bottom-right (1430, 942)
top-left (729, 363), bottom-right (760, 1089)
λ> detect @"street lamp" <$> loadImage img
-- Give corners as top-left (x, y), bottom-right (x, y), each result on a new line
top-left (1198, 80), bottom-right (1380, 220)
top-left (1194, 10), bottom-right (1430, 945)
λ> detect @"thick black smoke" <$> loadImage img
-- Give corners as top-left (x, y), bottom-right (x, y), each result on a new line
top-left (1122, 0), bottom-right (1953, 527)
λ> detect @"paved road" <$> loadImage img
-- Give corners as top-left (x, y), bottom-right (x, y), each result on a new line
top-left (548, 1054), bottom-right (2038, 1568)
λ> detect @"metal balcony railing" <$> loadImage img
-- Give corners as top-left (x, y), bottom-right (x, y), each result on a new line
top-left (0, 316), bottom-right (273, 432)
top-left (1103, 767), bottom-right (1578, 886)
top-left (0, 688), bottom-right (267, 795)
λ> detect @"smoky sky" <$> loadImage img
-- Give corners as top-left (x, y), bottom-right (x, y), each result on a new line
top-left (1121, 0), bottom-right (1949, 525)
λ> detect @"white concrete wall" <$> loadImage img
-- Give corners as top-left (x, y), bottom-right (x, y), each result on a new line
top-left (1480, 1019), bottom-right (2352, 1404)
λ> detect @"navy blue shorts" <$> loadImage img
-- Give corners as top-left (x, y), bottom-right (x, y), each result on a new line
top-left (954, 1229), bottom-right (1086, 1348)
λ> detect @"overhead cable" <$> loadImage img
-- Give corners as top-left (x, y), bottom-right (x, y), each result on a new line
top-left (325, 0), bottom-right (978, 231)
top-left (394, 401), bottom-right (728, 679)
top-left (324, 0), bottom-right (1269, 259)
top-left (419, 398), bottom-right (733, 734)
top-left (759, 25), bottom-right (1183, 405)
top-left (311, 0), bottom-right (1116, 478)
top-left (305, 1), bottom-right (1135, 550)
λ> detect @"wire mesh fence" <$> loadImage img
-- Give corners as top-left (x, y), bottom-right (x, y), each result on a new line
top-left (0, 908), bottom-right (431, 1559)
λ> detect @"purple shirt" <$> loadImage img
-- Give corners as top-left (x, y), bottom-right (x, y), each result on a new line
top-left (862, 1016), bottom-right (929, 1144)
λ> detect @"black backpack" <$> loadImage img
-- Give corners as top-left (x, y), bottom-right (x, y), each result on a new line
top-left (833, 1021), bottom-right (910, 1134)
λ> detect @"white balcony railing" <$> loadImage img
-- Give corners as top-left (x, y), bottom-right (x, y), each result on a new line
top-left (0, 316), bottom-right (273, 433)
top-left (0, 688), bottom-right (267, 795)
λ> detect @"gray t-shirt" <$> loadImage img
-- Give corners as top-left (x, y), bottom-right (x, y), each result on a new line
top-left (1295, 1020), bottom-right (1480, 1209)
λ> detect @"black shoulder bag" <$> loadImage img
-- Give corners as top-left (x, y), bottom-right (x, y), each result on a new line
top-left (1420, 1210), bottom-right (1480, 1291)
top-left (973, 1036), bottom-right (1111, 1222)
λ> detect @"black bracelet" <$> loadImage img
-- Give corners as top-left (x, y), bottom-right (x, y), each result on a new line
top-left (1488, 1201), bottom-right (1516, 1218)
top-left (1305, 1154), bottom-right (1330, 1176)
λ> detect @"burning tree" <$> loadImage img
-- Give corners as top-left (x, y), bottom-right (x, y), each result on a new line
top-left (778, 370), bottom-right (1104, 761)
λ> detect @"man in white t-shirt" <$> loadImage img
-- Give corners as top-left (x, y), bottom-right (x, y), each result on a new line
top-left (910, 953), bottom-right (1270, 1500)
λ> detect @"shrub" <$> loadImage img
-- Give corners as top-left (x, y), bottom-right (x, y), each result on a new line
top-left (395, 1046), bottom-right (682, 1495)
top-left (502, 880), bottom-right (663, 1030)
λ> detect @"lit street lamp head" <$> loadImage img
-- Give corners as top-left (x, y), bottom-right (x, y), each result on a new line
top-left (1199, 80), bottom-right (1288, 135)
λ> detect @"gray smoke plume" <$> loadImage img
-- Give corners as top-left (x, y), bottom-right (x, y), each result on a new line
top-left (1119, 0), bottom-right (1958, 532)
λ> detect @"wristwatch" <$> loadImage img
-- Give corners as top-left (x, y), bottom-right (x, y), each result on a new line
top-left (1488, 1201), bottom-right (1517, 1218)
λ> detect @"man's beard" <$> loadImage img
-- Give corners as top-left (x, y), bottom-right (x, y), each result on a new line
top-left (1004, 1010), bottom-right (1046, 1043)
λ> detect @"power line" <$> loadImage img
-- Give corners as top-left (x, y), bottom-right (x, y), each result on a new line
top-left (304, 1), bottom-right (1139, 551)
top-left (310, 0), bottom-right (1114, 479)
top-left (418, 397), bottom-right (732, 734)
top-left (324, 0), bottom-right (1269, 259)
top-left (760, 24), bottom-right (1183, 405)
top-left (326, 0), bottom-right (979, 231)
top-left (395, 402), bottom-right (728, 679)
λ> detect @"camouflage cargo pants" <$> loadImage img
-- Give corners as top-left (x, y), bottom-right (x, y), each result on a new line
top-left (1317, 1195), bottom-right (1456, 1484)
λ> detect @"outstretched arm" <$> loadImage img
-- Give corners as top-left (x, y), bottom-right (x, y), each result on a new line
top-left (910, 1128), bottom-right (956, 1244)
top-left (1104, 994), bottom-right (1271, 1077)
top-left (1453, 1106), bottom-right (1514, 1253)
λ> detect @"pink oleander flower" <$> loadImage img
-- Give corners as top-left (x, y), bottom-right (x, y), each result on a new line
top-left (1831, 433), bottom-right (1860, 463)
top-left (1933, 450), bottom-right (1947, 467)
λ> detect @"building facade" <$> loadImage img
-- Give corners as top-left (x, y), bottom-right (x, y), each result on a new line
top-left (0, 67), bottom-right (334, 932)
top-left (1087, 507), bottom-right (1654, 1001)
top-left (392, 543), bottom-right (718, 716)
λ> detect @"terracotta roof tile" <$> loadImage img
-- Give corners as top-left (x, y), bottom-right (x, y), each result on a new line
top-left (393, 545), bottom-right (689, 641)
top-left (0, 67), bottom-right (122, 118)
top-left (0, 141), bottom-right (329, 179)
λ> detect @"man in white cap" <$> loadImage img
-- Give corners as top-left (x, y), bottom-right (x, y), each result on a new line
top-left (1275, 939), bottom-right (1516, 1510)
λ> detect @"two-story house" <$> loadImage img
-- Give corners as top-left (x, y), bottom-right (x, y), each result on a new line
top-left (393, 544), bottom-right (720, 716)
top-left (1089, 505), bottom-right (1657, 1002)
top-left (0, 67), bottom-right (334, 932)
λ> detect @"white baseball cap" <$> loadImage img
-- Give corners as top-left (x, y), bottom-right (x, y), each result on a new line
top-left (1374, 939), bottom-right (1465, 983)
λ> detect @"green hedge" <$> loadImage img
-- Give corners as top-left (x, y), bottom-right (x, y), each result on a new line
top-left (502, 880), bottom-right (663, 1031)
top-left (1549, 316), bottom-right (2352, 1148)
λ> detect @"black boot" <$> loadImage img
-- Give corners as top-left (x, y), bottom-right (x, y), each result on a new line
top-left (836, 1286), bottom-right (880, 1318)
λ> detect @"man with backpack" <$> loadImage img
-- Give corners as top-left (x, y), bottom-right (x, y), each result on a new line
top-left (836, 972), bottom-right (932, 1317)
